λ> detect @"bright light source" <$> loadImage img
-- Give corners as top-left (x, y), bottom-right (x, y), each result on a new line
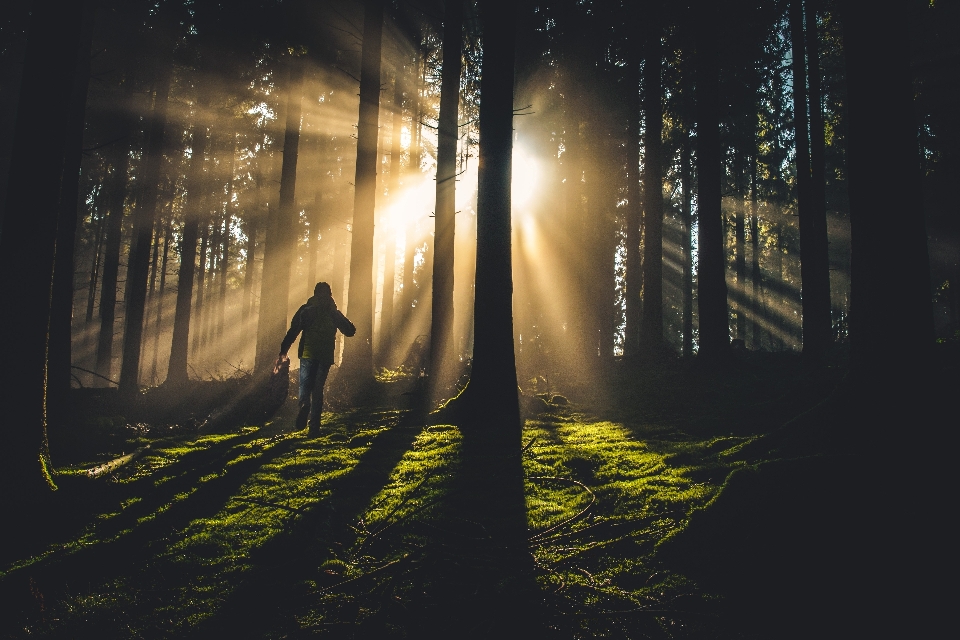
top-left (512, 145), bottom-right (539, 210)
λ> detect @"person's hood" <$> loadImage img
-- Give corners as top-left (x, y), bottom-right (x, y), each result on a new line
top-left (307, 294), bottom-right (335, 311)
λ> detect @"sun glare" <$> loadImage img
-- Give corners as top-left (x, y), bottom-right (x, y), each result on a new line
top-left (512, 145), bottom-right (539, 210)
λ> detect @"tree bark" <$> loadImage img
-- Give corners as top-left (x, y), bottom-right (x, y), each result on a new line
top-left (119, 58), bottom-right (172, 397)
top-left (0, 0), bottom-right (85, 503)
top-left (429, 0), bottom-right (465, 400)
top-left (462, 0), bottom-right (520, 431)
top-left (841, 1), bottom-right (932, 374)
top-left (48, 2), bottom-right (96, 433)
top-left (166, 91), bottom-right (211, 386)
top-left (803, 0), bottom-right (832, 356)
top-left (96, 138), bottom-right (130, 381)
top-left (694, 0), bottom-right (729, 359)
top-left (379, 69), bottom-right (404, 367)
top-left (623, 14), bottom-right (642, 357)
top-left (255, 57), bottom-right (305, 372)
top-left (340, 0), bottom-right (385, 389)
top-left (640, 9), bottom-right (664, 353)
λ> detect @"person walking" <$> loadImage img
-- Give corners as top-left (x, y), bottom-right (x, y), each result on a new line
top-left (280, 281), bottom-right (356, 435)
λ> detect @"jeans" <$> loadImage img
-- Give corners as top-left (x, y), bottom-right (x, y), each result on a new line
top-left (297, 359), bottom-right (332, 428)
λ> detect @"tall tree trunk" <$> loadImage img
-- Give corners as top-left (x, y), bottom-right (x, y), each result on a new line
top-left (85, 202), bottom-right (105, 324)
top-left (694, 0), bottom-right (728, 359)
top-left (192, 207), bottom-right (210, 355)
top-left (48, 2), bottom-right (96, 434)
top-left (340, 0), bottom-right (385, 388)
top-left (841, 2), bottom-right (932, 374)
top-left (790, 0), bottom-right (830, 358)
top-left (166, 91), bottom-right (211, 386)
top-left (429, 0), bottom-right (464, 399)
top-left (150, 220), bottom-right (171, 384)
top-left (119, 60), bottom-right (172, 397)
top-left (0, 0), bottom-right (85, 503)
top-left (735, 155), bottom-right (747, 341)
top-left (379, 69), bottom-right (403, 367)
top-left (640, 9), bottom-right (664, 353)
top-left (681, 111), bottom-right (694, 357)
top-left (255, 57), bottom-right (305, 372)
top-left (462, 0), bottom-right (520, 431)
top-left (803, 0), bottom-right (832, 356)
top-left (751, 160), bottom-right (762, 349)
top-left (240, 169), bottom-right (261, 332)
top-left (96, 139), bottom-right (130, 380)
top-left (623, 17), bottom-right (642, 357)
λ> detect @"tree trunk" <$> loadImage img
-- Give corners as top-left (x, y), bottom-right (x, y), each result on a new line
top-left (119, 59), bottom-right (172, 397)
top-left (735, 155), bottom-right (746, 341)
top-left (694, 0), bottom-right (729, 359)
top-left (841, 2), bottom-right (932, 374)
top-left (150, 220), bottom-right (171, 385)
top-left (429, 0), bottom-right (464, 400)
top-left (640, 9), bottom-right (664, 353)
top-left (48, 2), bottom-right (96, 434)
top-left (803, 0), bottom-right (832, 356)
top-left (192, 211), bottom-right (210, 355)
top-left (0, 0), bottom-right (85, 504)
top-left (166, 91), bottom-right (211, 386)
top-left (85, 201), bottom-right (105, 324)
top-left (96, 139), bottom-right (130, 381)
top-left (681, 109), bottom-right (694, 357)
top-left (790, 0), bottom-right (830, 358)
top-left (379, 69), bottom-right (403, 367)
top-left (751, 160), bottom-right (762, 349)
top-left (340, 0), bottom-right (385, 389)
top-left (623, 16), bottom-right (642, 357)
top-left (255, 57), bottom-right (305, 372)
top-left (462, 0), bottom-right (520, 431)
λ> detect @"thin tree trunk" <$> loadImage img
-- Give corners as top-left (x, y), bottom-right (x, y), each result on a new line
top-left (85, 202), bottom-right (105, 324)
top-left (240, 170), bottom-right (261, 332)
top-left (429, 0), bottom-right (464, 399)
top-left (751, 158), bottom-right (762, 349)
top-left (192, 213), bottom-right (210, 355)
top-left (166, 90), bottom-right (211, 386)
top-left (623, 17), bottom-right (642, 357)
top-left (790, 0), bottom-right (830, 358)
top-left (340, 0), bottom-right (385, 388)
top-left (803, 0), bottom-right (832, 355)
top-left (640, 9), bottom-right (664, 353)
top-left (379, 69), bottom-right (403, 367)
top-left (150, 220), bottom-right (171, 385)
top-left (681, 111), bottom-right (694, 357)
top-left (735, 155), bottom-right (746, 341)
top-left (255, 57), bottom-right (305, 372)
top-left (695, 0), bottom-right (728, 359)
top-left (119, 59), bottom-right (172, 397)
top-left (96, 139), bottom-right (130, 380)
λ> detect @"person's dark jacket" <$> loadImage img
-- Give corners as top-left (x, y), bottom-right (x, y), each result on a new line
top-left (280, 294), bottom-right (356, 365)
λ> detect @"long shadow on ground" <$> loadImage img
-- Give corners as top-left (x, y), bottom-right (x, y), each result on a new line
top-left (190, 409), bottom-right (425, 638)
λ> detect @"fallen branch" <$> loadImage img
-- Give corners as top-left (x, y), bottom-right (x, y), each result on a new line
top-left (86, 445), bottom-right (150, 479)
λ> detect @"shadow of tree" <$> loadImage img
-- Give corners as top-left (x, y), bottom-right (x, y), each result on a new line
top-left (189, 409), bottom-right (425, 637)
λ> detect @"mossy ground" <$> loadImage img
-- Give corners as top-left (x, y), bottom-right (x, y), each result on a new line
top-left (1, 353), bottom-right (869, 638)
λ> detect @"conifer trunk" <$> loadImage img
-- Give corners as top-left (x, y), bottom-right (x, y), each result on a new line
top-left (255, 58), bottom-right (304, 372)
top-left (341, 0), bottom-right (385, 388)
top-left (166, 92), bottom-right (211, 386)
top-left (429, 0), bottom-right (464, 399)
top-left (695, 0), bottom-right (729, 359)
top-left (640, 9), bottom-right (664, 352)
top-left (119, 59), bottom-right (172, 397)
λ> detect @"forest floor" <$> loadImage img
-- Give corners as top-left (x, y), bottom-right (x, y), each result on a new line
top-left (0, 348), bottom-right (930, 639)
